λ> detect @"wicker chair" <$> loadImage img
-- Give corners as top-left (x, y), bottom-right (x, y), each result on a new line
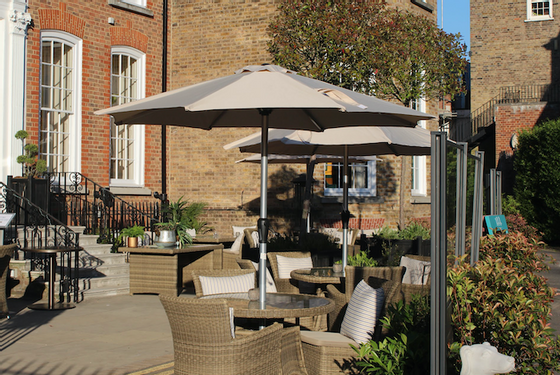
top-left (399, 254), bottom-right (430, 304)
top-left (223, 231), bottom-right (246, 269)
top-left (326, 265), bottom-right (405, 332)
top-left (268, 251), bottom-right (312, 294)
top-left (236, 258), bottom-right (257, 271)
top-left (300, 277), bottom-right (401, 375)
top-left (191, 269), bottom-right (256, 297)
top-left (160, 295), bottom-right (306, 375)
top-left (1, 244), bottom-right (16, 319)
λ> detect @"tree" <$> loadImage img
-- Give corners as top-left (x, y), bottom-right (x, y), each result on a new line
top-left (514, 118), bottom-right (560, 243)
top-left (267, 0), bottom-right (468, 107)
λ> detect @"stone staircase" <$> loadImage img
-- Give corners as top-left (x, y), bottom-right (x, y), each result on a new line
top-left (78, 234), bottom-right (130, 299)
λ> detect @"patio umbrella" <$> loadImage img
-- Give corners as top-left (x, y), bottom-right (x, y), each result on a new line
top-left (224, 126), bottom-right (432, 272)
top-left (95, 64), bottom-right (433, 306)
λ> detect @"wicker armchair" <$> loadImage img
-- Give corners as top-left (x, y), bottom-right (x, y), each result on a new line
top-left (191, 269), bottom-right (256, 297)
top-left (223, 231), bottom-right (246, 269)
top-left (399, 254), bottom-right (430, 304)
top-left (326, 266), bottom-right (404, 331)
top-left (300, 277), bottom-right (401, 375)
top-left (268, 251), bottom-right (312, 294)
top-left (160, 295), bottom-right (300, 375)
top-left (236, 258), bottom-right (257, 271)
top-left (1, 244), bottom-right (16, 319)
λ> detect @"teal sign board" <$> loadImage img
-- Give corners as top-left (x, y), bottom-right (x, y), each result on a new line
top-left (484, 215), bottom-right (508, 235)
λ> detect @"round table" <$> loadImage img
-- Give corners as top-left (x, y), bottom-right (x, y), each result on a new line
top-left (290, 267), bottom-right (343, 285)
top-left (23, 247), bottom-right (82, 310)
top-left (200, 292), bottom-right (334, 320)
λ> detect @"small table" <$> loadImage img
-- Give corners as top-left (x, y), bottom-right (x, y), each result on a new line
top-left (119, 244), bottom-right (224, 296)
top-left (24, 247), bottom-right (82, 310)
top-left (200, 292), bottom-right (334, 321)
top-left (193, 235), bottom-right (236, 247)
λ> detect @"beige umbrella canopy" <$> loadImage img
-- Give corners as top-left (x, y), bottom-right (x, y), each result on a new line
top-left (224, 126), bottom-right (432, 271)
top-left (96, 64), bottom-right (433, 305)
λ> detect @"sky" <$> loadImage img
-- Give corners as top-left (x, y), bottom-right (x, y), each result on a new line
top-left (438, 0), bottom-right (470, 53)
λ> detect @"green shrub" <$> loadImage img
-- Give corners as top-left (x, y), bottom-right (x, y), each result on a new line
top-left (447, 233), bottom-right (559, 374)
top-left (347, 251), bottom-right (378, 267)
top-left (502, 194), bottom-right (520, 216)
top-left (514, 118), bottom-right (560, 243)
top-left (353, 294), bottom-right (430, 375)
top-left (398, 221), bottom-right (431, 240)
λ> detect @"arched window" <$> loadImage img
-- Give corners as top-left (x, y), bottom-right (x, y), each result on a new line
top-left (110, 46), bottom-right (145, 187)
top-left (39, 31), bottom-right (82, 173)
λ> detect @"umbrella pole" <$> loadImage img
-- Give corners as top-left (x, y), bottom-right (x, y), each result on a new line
top-left (341, 145), bottom-right (349, 275)
top-left (258, 109), bottom-right (271, 309)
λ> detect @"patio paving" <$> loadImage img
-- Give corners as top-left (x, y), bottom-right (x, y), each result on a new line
top-left (0, 248), bottom-right (559, 375)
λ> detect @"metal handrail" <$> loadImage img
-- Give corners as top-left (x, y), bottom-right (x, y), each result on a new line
top-left (46, 172), bottom-right (160, 235)
top-left (470, 83), bottom-right (560, 137)
top-left (0, 181), bottom-right (80, 250)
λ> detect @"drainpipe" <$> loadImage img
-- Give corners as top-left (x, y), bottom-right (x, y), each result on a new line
top-left (161, 0), bottom-right (168, 201)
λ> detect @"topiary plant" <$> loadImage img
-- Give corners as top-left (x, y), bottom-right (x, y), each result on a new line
top-left (15, 130), bottom-right (47, 177)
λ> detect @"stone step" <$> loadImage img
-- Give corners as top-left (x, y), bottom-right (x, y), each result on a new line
top-left (79, 234), bottom-right (104, 247)
top-left (79, 243), bottom-right (115, 256)
top-left (80, 263), bottom-right (130, 277)
top-left (79, 252), bottom-right (127, 267)
top-left (81, 285), bottom-right (130, 299)
top-left (79, 273), bottom-right (130, 291)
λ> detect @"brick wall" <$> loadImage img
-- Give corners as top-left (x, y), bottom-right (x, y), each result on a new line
top-left (25, 0), bottom-right (165, 192)
top-left (470, 0), bottom-right (560, 111)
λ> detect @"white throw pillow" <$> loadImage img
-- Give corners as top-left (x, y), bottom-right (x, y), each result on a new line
top-left (227, 234), bottom-right (244, 255)
top-left (198, 273), bottom-right (255, 296)
top-left (252, 261), bottom-right (277, 293)
top-left (276, 255), bottom-right (313, 279)
top-left (340, 280), bottom-right (385, 344)
top-left (400, 256), bottom-right (431, 285)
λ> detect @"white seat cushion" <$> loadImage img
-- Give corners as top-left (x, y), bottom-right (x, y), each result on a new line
top-left (251, 261), bottom-right (277, 293)
top-left (276, 255), bottom-right (313, 279)
top-left (198, 273), bottom-right (255, 296)
top-left (400, 256), bottom-right (431, 285)
top-left (340, 280), bottom-right (385, 344)
top-left (300, 330), bottom-right (356, 348)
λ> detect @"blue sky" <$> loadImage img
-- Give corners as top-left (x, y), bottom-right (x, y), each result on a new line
top-left (438, 0), bottom-right (470, 52)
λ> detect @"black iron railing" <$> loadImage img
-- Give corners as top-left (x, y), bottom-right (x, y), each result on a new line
top-left (0, 181), bottom-right (80, 303)
top-left (470, 83), bottom-right (560, 138)
top-left (46, 172), bottom-right (160, 237)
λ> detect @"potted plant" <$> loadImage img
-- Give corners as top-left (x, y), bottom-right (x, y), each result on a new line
top-left (154, 196), bottom-right (211, 247)
top-left (370, 221), bottom-right (431, 265)
top-left (118, 225), bottom-right (145, 248)
top-left (333, 260), bottom-right (343, 273)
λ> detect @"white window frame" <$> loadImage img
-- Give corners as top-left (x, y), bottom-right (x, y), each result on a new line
top-left (411, 98), bottom-right (427, 196)
top-left (121, 0), bottom-right (147, 7)
top-left (526, 0), bottom-right (553, 21)
top-left (110, 46), bottom-right (146, 187)
top-left (40, 30), bottom-right (83, 174)
top-left (324, 160), bottom-right (377, 197)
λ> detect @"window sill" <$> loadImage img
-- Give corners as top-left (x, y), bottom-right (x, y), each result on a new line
top-left (109, 186), bottom-right (152, 196)
top-left (411, 0), bottom-right (434, 12)
top-left (525, 17), bottom-right (554, 22)
top-left (108, 0), bottom-right (154, 17)
top-left (411, 196), bottom-right (431, 204)
top-left (321, 196), bottom-right (384, 204)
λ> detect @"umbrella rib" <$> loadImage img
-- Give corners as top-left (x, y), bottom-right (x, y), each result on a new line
top-left (303, 109), bottom-right (326, 132)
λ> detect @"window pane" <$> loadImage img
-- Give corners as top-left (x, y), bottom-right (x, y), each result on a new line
top-left (110, 52), bottom-right (140, 182)
top-left (40, 39), bottom-right (74, 173)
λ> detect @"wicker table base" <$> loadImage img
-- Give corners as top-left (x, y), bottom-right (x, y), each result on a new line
top-left (120, 244), bottom-right (224, 296)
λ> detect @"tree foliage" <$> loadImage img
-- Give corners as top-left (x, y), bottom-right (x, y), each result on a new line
top-left (267, 0), bottom-right (468, 106)
top-left (514, 118), bottom-right (560, 243)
